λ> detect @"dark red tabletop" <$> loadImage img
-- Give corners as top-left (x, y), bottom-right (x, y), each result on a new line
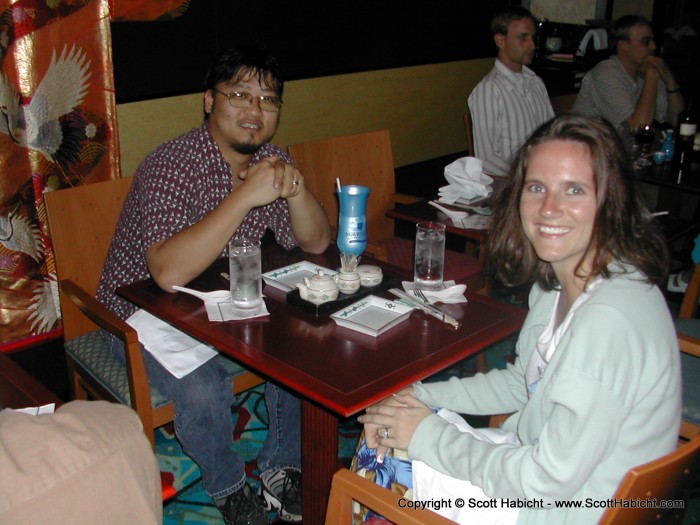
top-left (118, 245), bottom-right (525, 417)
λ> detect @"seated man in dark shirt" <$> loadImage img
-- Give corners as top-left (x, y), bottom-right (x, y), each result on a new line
top-left (96, 46), bottom-right (330, 525)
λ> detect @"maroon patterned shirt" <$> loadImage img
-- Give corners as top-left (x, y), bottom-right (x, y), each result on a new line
top-left (97, 124), bottom-right (297, 320)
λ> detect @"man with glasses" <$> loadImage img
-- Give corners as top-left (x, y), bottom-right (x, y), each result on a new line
top-left (468, 6), bottom-right (554, 176)
top-left (97, 47), bottom-right (330, 525)
top-left (574, 15), bottom-right (684, 143)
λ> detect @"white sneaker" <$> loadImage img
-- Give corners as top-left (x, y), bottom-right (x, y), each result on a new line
top-left (259, 468), bottom-right (302, 522)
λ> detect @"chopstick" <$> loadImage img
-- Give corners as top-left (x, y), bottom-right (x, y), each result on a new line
top-left (389, 288), bottom-right (461, 329)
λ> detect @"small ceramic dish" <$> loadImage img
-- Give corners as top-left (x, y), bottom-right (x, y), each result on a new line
top-left (336, 271), bottom-right (361, 294)
top-left (356, 265), bottom-right (383, 287)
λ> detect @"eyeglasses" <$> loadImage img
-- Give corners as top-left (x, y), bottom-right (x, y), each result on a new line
top-left (628, 36), bottom-right (655, 46)
top-left (212, 88), bottom-right (283, 112)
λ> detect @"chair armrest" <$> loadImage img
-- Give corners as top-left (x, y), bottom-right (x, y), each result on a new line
top-left (679, 333), bottom-right (700, 359)
top-left (60, 279), bottom-right (153, 419)
top-left (60, 279), bottom-right (138, 346)
top-left (325, 468), bottom-right (455, 525)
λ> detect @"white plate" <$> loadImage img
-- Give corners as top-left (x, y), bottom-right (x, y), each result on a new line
top-left (331, 295), bottom-right (413, 337)
top-left (262, 261), bottom-right (337, 292)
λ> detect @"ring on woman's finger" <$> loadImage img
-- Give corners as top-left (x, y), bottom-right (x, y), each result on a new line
top-left (292, 179), bottom-right (299, 186)
top-left (379, 427), bottom-right (390, 439)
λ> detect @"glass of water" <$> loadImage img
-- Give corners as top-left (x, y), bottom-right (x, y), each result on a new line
top-left (228, 238), bottom-right (262, 317)
top-left (414, 222), bottom-right (446, 291)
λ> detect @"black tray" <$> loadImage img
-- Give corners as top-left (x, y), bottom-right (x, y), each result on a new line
top-left (287, 275), bottom-right (398, 316)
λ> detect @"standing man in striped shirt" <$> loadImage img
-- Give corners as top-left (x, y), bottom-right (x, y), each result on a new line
top-left (468, 6), bottom-right (554, 176)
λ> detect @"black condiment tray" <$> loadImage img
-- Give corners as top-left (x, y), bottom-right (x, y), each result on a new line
top-left (287, 275), bottom-right (398, 317)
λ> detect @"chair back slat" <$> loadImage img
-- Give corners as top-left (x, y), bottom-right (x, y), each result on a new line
top-left (45, 177), bottom-right (133, 339)
top-left (288, 130), bottom-right (396, 245)
top-left (464, 109), bottom-right (475, 156)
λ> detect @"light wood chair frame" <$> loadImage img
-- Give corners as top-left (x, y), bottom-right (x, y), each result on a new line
top-left (679, 264), bottom-right (700, 441)
top-left (464, 107), bottom-right (475, 157)
top-left (326, 434), bottom-right (700, 525)
top-left (45, 178), bottom-right (263, 448)
top-left (287, 129), bottom-right (420, 262)
top-left (325, 468), bottom-right (456, 525)
top-left (598, 433), bottom-right (700, 525)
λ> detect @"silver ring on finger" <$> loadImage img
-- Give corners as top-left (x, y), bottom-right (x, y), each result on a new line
top-left (379, 427), bottom-right (390, 439)
top-left (292, 178), bottom-right (299, 186)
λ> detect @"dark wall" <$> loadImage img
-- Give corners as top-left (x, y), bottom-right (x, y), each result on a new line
top-left (111, 0), bottom-right (507, 103)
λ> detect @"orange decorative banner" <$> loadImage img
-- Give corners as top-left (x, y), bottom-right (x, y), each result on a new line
top-left (0, 0), bottom-right (120, 350)
top-left (111, 0), bottom-right (190, 21)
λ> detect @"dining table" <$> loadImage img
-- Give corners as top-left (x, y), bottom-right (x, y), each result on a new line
top-left (634, 160), bottom-right (700, 244)
top-left (387, 175), bottom-right (506, 261)
top-left (635, 159), bottom-right (700, 196)
top-left (387, 199), bottom-right (490, 242)
top-left (117, 244), bottom-right (526, 523)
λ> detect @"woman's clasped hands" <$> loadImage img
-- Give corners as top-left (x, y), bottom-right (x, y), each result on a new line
top-left (358, 387), bottom-right (433, 462)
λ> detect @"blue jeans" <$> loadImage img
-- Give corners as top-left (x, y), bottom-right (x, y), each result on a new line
top-left (103, 330), bottom-right (301, 501)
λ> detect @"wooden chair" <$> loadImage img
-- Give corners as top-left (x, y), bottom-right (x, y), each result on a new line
top-left (598, 433), bottom-right (700, 525)
top-left (464, 107), bottom-right (475, 156)
top-left (288, 130), bottom-right (483, 288)
top-left (325, 468), bottom-right (456, 525)
top-left (44, 178), bottom-right (263, 448)
top-left (677, 264), bottom-right (700, 441)
top-left (325, 413), bottom-right (508, 524)
top-left (326, 434), bottom-right (700, 525)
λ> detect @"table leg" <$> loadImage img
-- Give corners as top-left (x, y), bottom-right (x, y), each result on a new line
top-left (302, 400), bottom-right (340, 524)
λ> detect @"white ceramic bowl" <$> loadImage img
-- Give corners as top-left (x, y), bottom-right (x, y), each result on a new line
top-left (356, 265), bottom-right (383, 287)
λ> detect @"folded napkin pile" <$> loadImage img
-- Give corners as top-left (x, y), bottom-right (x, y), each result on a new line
top-left (438, 157), bottom-right (493, 206)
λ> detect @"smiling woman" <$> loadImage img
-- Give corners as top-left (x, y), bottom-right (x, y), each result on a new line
top-left (518, 140), bottom-right (598, 305)
top-left (489, 113), bottom-right (669, 293)
top-left (357, 114), bottom-right (681, 525)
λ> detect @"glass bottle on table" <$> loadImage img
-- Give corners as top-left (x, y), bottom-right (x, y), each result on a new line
top-left (672, 97), bottom-right (696, 183)
top-left (633, 123), bottom-right (655, 168)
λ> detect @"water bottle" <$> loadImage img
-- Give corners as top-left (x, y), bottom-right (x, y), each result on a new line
top-left (337, 185), bottom-right (370, 256)
top-left (662, 129), bottom-right (674, 163)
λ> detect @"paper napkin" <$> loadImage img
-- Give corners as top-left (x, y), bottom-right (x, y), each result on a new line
top-left (439, 157), bottom-right (494, 203)
top-left (204, 299), bottom-right (270, 322)
top-left (401, 280), bottom-right (468, 304)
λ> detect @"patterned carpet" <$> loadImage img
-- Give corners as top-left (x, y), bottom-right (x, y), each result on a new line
top-left (158, 336), bottom-right (518, 524)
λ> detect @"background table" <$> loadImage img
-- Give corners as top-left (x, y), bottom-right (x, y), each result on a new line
top-left (387, 199), bottom-right (489, 242)
top-left (635, 161), bottom-right (700, 263)
top-left (118, 245), bottom-right (525, 523)
top-left (636, 159), bottom-right (700, 196)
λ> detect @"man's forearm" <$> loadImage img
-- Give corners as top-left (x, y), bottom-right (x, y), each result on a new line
top-left (146, 192), bottom-right (251, 291)
top-left (627, 74), bottom-right (658, 131)
top-left (287, 188), bottom-right (331, 254)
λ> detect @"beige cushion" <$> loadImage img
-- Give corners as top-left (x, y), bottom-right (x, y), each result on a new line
top-left (0, 400), bottom-right (162, 525)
